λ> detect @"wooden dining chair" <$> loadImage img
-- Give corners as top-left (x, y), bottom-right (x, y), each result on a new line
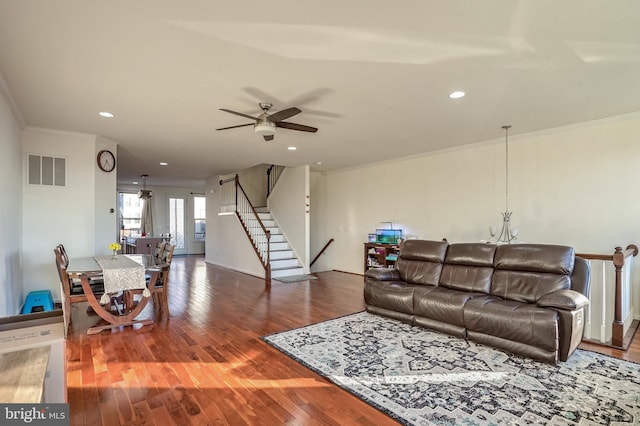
top-left (54, 246), bottom-right (105, 332)
top-left (153, 241), bottom-right (166, 261)
top-left (148, 244), bottom-right (175, 318)
top-left (57, 243), bottom-right (70, 267)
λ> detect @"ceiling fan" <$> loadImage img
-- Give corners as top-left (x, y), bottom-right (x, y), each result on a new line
top-left (216, 102), bottom-right (318, 141)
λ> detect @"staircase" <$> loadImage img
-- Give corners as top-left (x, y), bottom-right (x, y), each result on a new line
top-left (255, 208), bottom-right (304, 278)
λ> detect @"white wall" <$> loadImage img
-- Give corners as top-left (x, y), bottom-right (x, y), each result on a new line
top-left (95, 137), bottom-right (118, 254)
top-left (310, 170), bottom-right (331, 273)
top-left (269, 166), bottom-right (310, 272)
top-left (312, 112), bottom-right (640, 317)
top-left (204, 176), bottom-right (264, 277)
top-left (0, 80), bottom-right (24, 317)
top-left (22, 128), bottom-right (116, 300)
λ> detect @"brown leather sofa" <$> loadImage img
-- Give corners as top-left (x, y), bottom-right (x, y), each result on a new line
top-left (364, 240), bottom-right (590, 364)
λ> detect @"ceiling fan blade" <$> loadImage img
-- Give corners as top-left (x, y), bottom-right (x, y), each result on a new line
top-left (263, 134), bottom-right (274, 142)
top-left (216, 123), bottom-right (254, 131)
top-left (268, 107), bottom-right (301, 123)
top-left (276, 121), bottom-right (318, 133)
top-left (220, 108), bottom-right (259, 121)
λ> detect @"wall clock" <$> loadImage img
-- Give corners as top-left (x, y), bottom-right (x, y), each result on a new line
top-left (97, 150), bottom-right (116, 172)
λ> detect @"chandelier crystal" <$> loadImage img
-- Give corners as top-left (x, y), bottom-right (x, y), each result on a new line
top-left (489, 125), bottom-right (519, 244)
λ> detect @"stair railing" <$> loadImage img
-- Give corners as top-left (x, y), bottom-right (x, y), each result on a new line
top-left (310, 238), bottom-right (335, 268)
top-left (220, 174), bottom-right (271, 289)
top-left (266, 164), bottom-right (285, 197)
top-left (577, 244), bottom-right (638, 349)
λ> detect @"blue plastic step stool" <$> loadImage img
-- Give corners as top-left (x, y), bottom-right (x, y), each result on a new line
top-left (22, 290), bottom-right (54, 314)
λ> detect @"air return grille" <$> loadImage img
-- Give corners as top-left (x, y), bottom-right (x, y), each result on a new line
top-left (27, 154), bottom-right (66, 187)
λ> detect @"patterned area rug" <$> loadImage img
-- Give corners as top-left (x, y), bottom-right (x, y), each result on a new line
top-left (262, 312), bottom-right (640, 425)
top-left (274, 274), bottom-right (318, 283)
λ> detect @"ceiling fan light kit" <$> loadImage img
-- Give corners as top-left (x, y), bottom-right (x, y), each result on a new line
top-left (217, 101), bottom-right (318, 141)
top-left (254, 119), bottom-right (276, 135)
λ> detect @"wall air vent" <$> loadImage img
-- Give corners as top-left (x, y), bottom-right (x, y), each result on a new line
top-left (27, 154), bottom-right (66, 187)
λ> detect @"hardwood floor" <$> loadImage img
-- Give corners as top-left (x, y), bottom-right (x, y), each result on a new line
top-left (66, 255), bottom-right (640, 425)
top-left (66, 255), bottom-right (397, 425)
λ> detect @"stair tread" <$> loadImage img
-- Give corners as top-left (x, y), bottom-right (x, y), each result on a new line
top-left (271, 266), bottom-right (303, 271)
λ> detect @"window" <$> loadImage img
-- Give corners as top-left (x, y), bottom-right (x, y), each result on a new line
top-left (119, 192), bottom-right (142, 237)
top-left (169, 197), bottom-right (185, 249)
top-left (194, 196), bottom-right (206, 241)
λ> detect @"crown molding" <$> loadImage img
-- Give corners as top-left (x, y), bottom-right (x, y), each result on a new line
top-left (0, 72), bottom-right (26, 129)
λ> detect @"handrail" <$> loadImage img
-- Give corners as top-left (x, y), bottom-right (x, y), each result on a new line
top-left (577, 244), bottom-right (638, 349)
top-left (577, 245), bottom-right (638, 262)
top-left (219, 174), bottom-right (271, 290)
top-left (235, 175), bottom-right (271, 244)
top-left (310, 238), bottom-right (335, 267)
top-left (219, 176), bottom-right (235, 185)
top-left (266, 164), bottom-right (285, 197)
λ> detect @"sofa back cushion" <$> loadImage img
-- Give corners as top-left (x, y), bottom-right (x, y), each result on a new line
top-left (490, 244), bottom-right (574, 303)
top-left (440, 243), bottom-right (496, 293)
top-left (397, 240), bottom-right (448, 286)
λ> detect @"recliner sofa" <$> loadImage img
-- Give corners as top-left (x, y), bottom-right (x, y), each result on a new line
top-left (364, 240), bottom-right (590, 363)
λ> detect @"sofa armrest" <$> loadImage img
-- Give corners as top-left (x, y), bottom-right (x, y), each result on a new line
top-left (537, 289), bottom-right (589, 311)
top-left (365, 268), bottom-right (401, 281)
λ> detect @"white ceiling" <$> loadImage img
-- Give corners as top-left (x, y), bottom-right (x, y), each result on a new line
top-left (1, 1), bottom-right (639, 188)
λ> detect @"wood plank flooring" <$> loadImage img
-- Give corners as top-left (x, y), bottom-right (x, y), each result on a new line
top-left (66, 255), bottom-right (640, 425)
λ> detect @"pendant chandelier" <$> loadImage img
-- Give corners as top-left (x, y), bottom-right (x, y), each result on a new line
top-left (138, 174), bottom-right (152, 199)
top-left (489, 125), bottom-right (518, 244)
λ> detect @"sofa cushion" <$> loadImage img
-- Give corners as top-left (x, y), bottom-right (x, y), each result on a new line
top-left (365, 268), bottom-right (401, 281)
top-left (414, 287), bottom-right (485, 327)
top-left (364, 280), bottom-right (417, 315)
top-left (464, 296), bottom-right (559, 353)
top-left (397, 240), bottom-right (448, 285)
top-left (537, 289), bottom-right (589, 310)
top-left (494, 244), bottom-right (575, 275)
top-left (400, 239), bottom-right (449, 262)
top-left (440, 265), bottom-right (494, 293)
top-left (491, 244), bottom-right (573, 303)
top-left (439, 243), bottom-right (496, 293)
top-left (491, 270), bottom-right (570, 303)
top-left (444, 243), bottom-right (497, 267)
top-left (396, 259), bottom-right (444, 286)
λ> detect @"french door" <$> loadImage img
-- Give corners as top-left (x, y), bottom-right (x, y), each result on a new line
top-left (168, 196), bottom-right (187, 255)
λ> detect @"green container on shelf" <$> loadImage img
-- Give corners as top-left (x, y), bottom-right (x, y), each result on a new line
top-left (376, 229), bottom-right (402, 244)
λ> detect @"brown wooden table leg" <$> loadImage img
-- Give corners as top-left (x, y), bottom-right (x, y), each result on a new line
top-left (80, 275), bottom-right (154, 335)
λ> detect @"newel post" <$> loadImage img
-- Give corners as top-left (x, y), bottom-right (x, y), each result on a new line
top-left (265, 229), bottom-right (271, 291)
top-left (612, 246), bottom-right (625, 347)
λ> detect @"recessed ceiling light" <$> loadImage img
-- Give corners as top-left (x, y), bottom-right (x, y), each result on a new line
top-left (160, 162), bottom-right (168, 166)
top-left (132, 181), bottom-right (139, 185)
top-left (98, 111), bottom-right (115, 118)
top-left (449, 91), bottom-right (465, 99)
top-left (316, 161), bottom-right (322, 166)
top-left (288, 146), bottom-right (297, 151)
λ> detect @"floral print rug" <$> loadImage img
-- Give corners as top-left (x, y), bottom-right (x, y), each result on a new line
top-left (262, 312), bottom-right (640, 425)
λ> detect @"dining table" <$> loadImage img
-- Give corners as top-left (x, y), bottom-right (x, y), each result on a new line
top-left (67, 254), bottom-right (167, 335)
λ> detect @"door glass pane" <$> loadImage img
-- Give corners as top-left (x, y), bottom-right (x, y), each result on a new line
top-left (119, 192), bottom-right (142, 237)
top-left (194, 196), bottom-right (206, 241)
top-left (169, 197), bottom-right (185, 249)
